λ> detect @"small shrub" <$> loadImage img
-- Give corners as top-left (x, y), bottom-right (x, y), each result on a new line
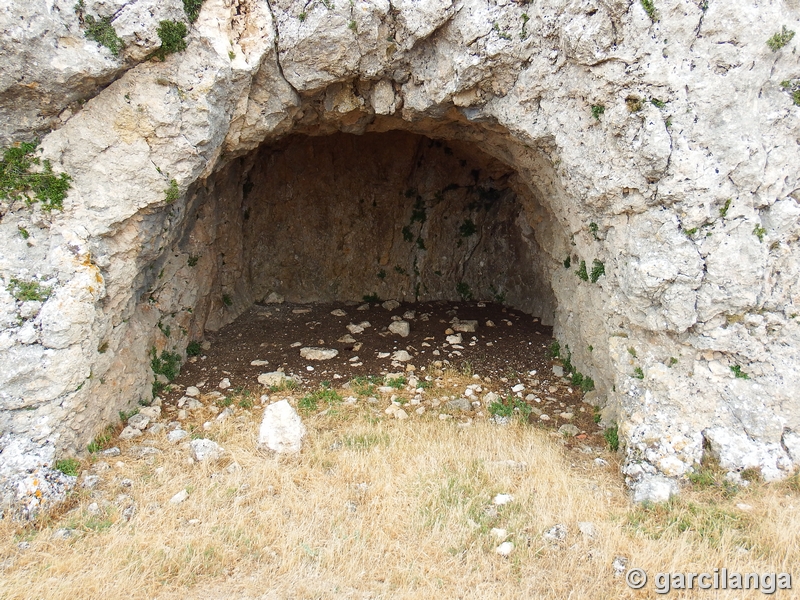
top-left (753, 225), bottom-right (766, 242)
top-left (628, 347), bottom-right (637, 358)
top-left (222, 294), bottom-right (233, 306)
top-left (563, 256), bottom-right (571, 269)
top-left (183, 0), bottom-right (205, 22)
top-left (386, 375), bottom-right (407, 389)
top-left (1, 141), bottom-right (71, 211)
top-left (55, 458), bottom-right (80, 477)
top-left (633, 366), bottom-right (644, 379)
top-left (640, 0), bottom-right (658, 21)
top-left (588, 222), bottom-right (599, 240)
top-left (298, 388), bottom-right (343, 413)
top-left (456, 281), bottom-right (473, 301)
top-left (165, 179), bottom-right (179, 203)
top-left (187, 255), bottom-right (199, 267)
top-left (767, 26), bottom-right (795, 52)
top-left (298, 11), bottom-right (307, 21)
top-left (650, 98), bottom-right (666, 109)
top-left (7, 278), bottom-right (51, 302)
top-left (151, 348), bottom-right (181, 381)
top-left (402, 226), bottom-right (413, 242)
top-left (186, 341), bottom-right (202, 356)
top-left (83, 14), bottom-right (123, 55)
top-left (75, 2), bottom-right (123, 56)
top-left (18, 227), bottom-right (30, 239)
top-left (153, 20), bottom-right (188, 61)
top-left (575, 260), bottom-right (589, 282)
top-left (119, 408), bottom-right (139, 422)
top-left (730, 364), bottom-right (749, 380)
top-left (238, 396), bottom-right (254, 409)
top-left (719, 198), bottom-right (732, 217)
top-left (87, 429), bottom-right (112, 453)
top-left (348, 20), bottom-right (357, 32)
top-left (604, 425), bottom-right (620, 451)
top-left (669, 357), bottom-right (678, 367)
top-left (591, 104), bottom-right (605, 120)
top-left (459, 219), bottom-right (477, 237)
top-left (216, 395), bottom-right (233, 408)
top-left (488, 396), bottom-right (531, 420)
top-left (377, 269), bottom-right (386, 279)
top-left (590, 259), bottom-right (605, 283)
top-left (362, 293), bottom-right (381, 303)
top-left (547, 341), bottom-right (560, 358)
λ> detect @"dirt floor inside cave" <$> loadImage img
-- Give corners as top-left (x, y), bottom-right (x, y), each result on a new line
top-left (166, 300), bottom-right (606, 449)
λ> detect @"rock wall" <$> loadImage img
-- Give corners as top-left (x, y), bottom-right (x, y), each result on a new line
top-left (1, 0), bottom-right (799, 511)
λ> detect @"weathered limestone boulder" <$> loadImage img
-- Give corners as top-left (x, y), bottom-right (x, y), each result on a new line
top-left (1, 0), bottom-right (799, 514)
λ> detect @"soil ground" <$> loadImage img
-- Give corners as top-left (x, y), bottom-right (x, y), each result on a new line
top-left (170, 300), bottom-right (605, 449)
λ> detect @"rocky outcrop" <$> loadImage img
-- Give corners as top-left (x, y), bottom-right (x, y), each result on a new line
top-left (1, 0), bottom-right (799, 512)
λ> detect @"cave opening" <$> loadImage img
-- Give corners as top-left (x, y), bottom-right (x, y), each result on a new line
top-left (161, 128), bottom-right (572, 388)
top-left (185, 130), bottom-right (558, 333)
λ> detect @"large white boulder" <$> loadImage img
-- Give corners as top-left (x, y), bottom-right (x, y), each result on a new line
top-left (258, 400), bottom-right (306, 454)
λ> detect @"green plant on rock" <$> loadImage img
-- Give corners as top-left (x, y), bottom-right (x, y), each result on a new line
top-left (186, 341), bottom-right (202, 357)
top-left (1, 141), bottom-right (71, 211)
top-left (626, 96), bottom-right (644, 112)
top-left (151, 348), bottom-right (181, 382)
top-left (633, 366), bottom-right (644, 379)
top-left (767, 26), bottom-right (795, 52)
top-left (456, 281), bottom-right (473, 301)
top-left (563, 256), bottom-right (571, 269)
top-left (363, 293), bottom-right (381, 303)
top-left (6, 278), bottom-right (51, 302)
top-left (753, 225), bottom-right (767, 243)
top-left (153, 20), bottom-right (188, 61)
top-left (459, 219), bottom-right (477, 238)
top-left (183, 0), bottom-right (205, 23)
top-left (55, 458), bottom-right (80, 477)
top-left (547, 341), bottom-right (561, 358)
top-left (74, 1), bottom-right (123, 56)
top-left (604, 424), bottom-right (620, 452)
top-left (590, 259), bottom-right (605, 283)
top-left (730, 365), bottom-right (749, 380)
top-left (165, 179), bottom-right (179, 203)
top-left (640, 0), bottom-right (658, 21)
top-left (591, 104), bottom-right (605, 120)
top-left (780, 80), bottom-right (800, 106)
top-left (719, 198), bottom-right (732, 218)
top-left (576, 260), bottom-right (589, 282)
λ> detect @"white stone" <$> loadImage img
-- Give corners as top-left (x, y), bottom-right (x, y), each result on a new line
top-left (631, 475), bottom-right (679, 504)
top-left (218, 378), bottom-right (231, 390)
top-left (257, 371), bottom-right (290, 387)
top-left (300, 347), bottom-right (338, 360)
top-left (495, 541), bottom-right (514, 557)
top-left (445, 334), bottom-right (462, 345)
top-left (382, 300), bottom-right (400, 311)
top-left (185, 387), bottom-right (200, 397)
top-left (119, 426), bottom-right (142, 441)
top-left (388, 321), bottom-right (410, 337)
top-left (167, 429), bottom-right (189, 443)
top-left (391, 350), bottom-right (412, 362)
top-left (169, 489), bottom-right (189, 505)
top-left (190, 439), bottom-right (225, 462)
top-left (258, 400), bottom-right (306, 453)
top-left (492, 493), bottom-right (513, 506)
top-left (452, 320), bottom-right (477, 333)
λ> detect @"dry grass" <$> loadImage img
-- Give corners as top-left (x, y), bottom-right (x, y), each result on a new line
top-left (1, 375), bottom-right (798, 599)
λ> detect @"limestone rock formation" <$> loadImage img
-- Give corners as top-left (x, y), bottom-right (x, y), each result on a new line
top-left (1, 0), bottom-right (799, 514)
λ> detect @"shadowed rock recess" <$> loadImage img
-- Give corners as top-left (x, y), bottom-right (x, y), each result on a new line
top-left (1, 0), bottom-right (799, 514)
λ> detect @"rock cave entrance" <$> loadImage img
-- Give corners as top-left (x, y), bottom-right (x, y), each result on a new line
top-left (189, 129), bottom-right (559, 334)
